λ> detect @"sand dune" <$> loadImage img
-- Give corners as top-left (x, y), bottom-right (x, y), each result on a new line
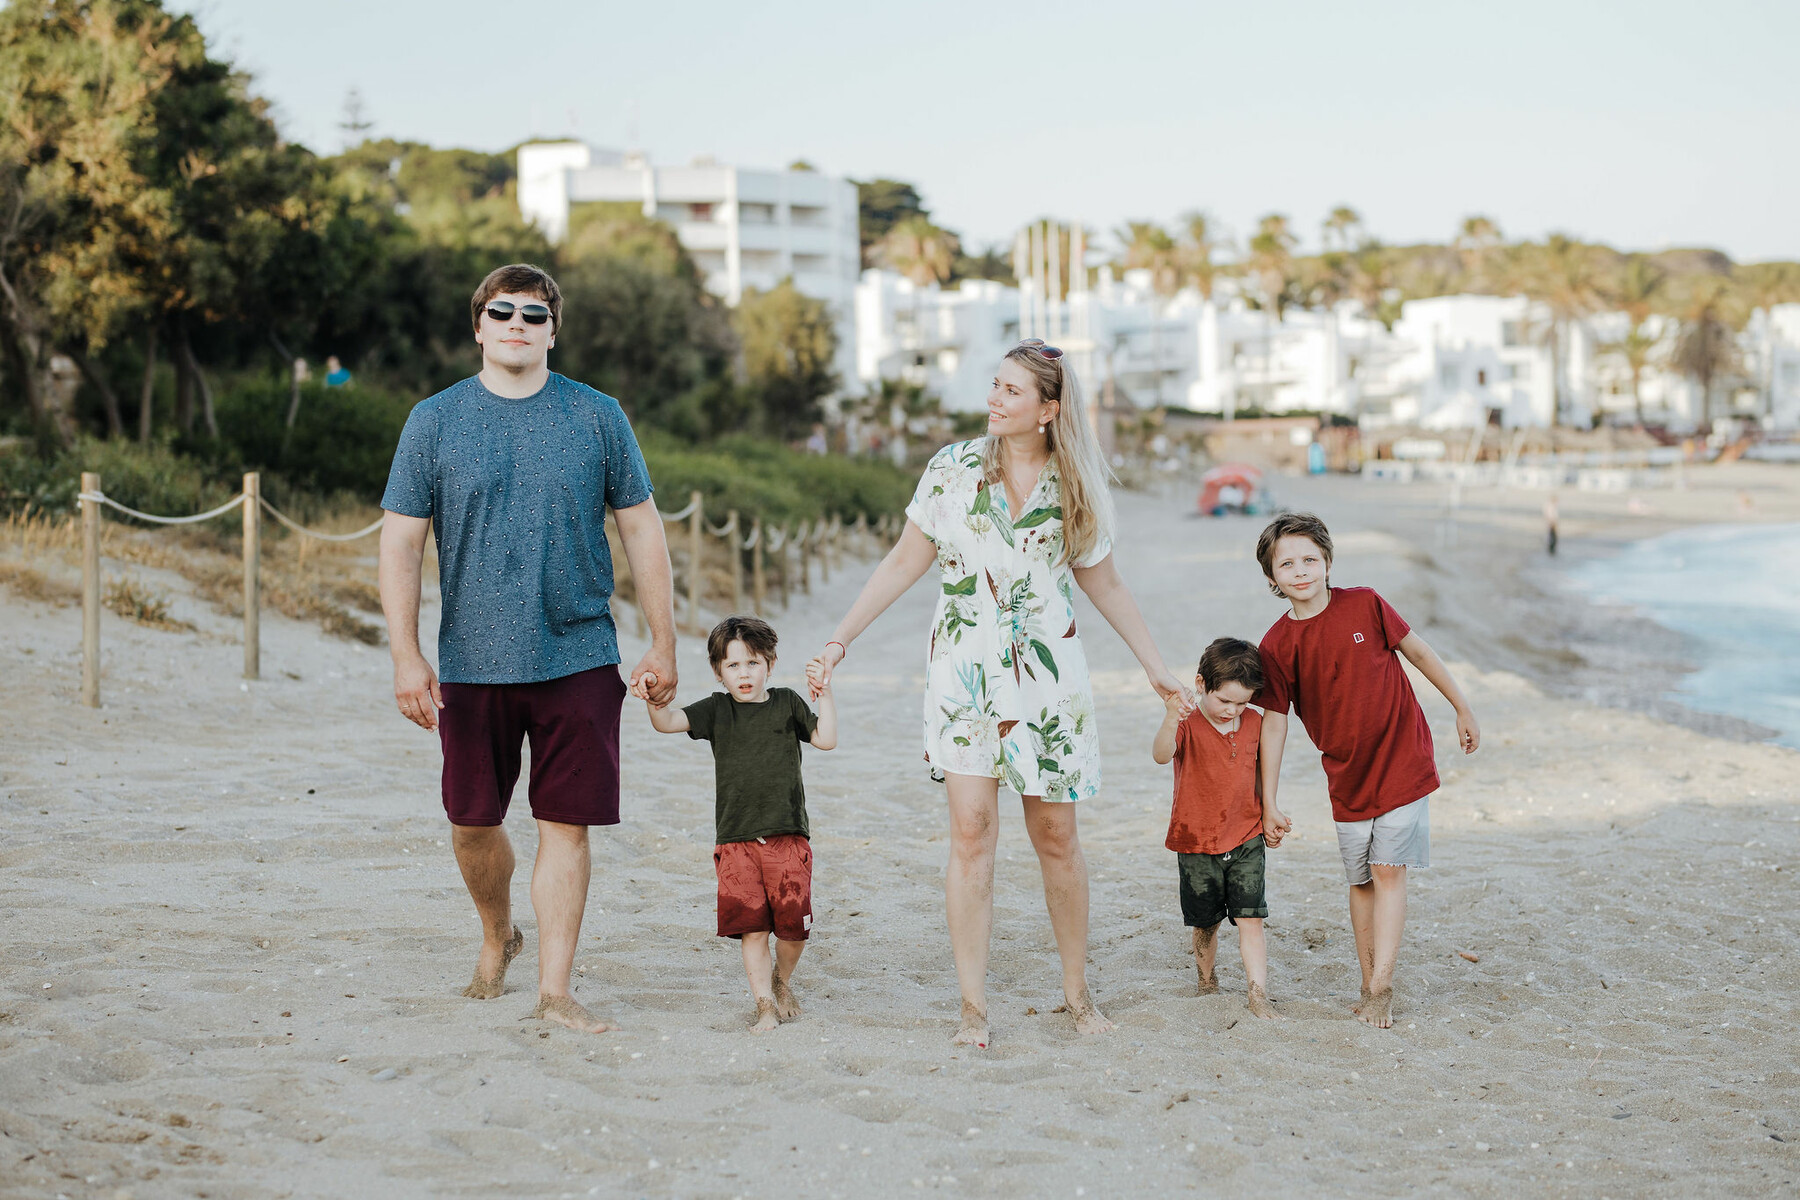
top-left (2, 468), bottom-right (1796, 1197)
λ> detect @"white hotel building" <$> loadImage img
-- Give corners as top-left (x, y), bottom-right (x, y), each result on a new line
top-left (517, 142), bottom-right (862, 388)
top-left (854, 266), bottom-right (1800, 433)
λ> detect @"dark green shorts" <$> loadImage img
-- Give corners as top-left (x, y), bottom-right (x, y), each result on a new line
top-left (1177, 834), bottom-right (1268, 928)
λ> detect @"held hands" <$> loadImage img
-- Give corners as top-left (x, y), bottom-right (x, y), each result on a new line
top-left (1162, 689), bottom-right (1189, 721)
top-left (1149, 669), bottom-right (1198, 717)
top-left (805, 642), bottom-right (846, 700)
top-left (1455, 708), bottom-right (1481, 755)
top-left (630, 645), bottom-right (678, 707)
top-left (393, 653), bottom-right (444, 731)
top-left (1263, 805), bottom-right (1292, 849)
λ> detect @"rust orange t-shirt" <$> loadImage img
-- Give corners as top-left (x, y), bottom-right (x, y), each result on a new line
top-left (1166, 707), bottom-right (1263, 855)
top-left (1252, 586), bottom-right (1439, 822)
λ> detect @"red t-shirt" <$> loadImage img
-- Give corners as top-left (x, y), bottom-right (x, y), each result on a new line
top-left (1166, 707), bottom-right (1263, 855)
top-left (1252, 586), bottom-right (1439, 821)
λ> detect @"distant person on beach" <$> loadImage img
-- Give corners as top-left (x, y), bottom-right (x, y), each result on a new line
top-left (1544, 493), bottom-right (1559, 555)
top-left (378, 263), bottom-right (678, 1034)
top-left (1152, 637), bottom-right (1287, 1019)
top-left (638, 616), bottom-right (836, 1033)
top-left (804, 338), bottom-right (1193, 1049)
top-left (1253, 512), bottom-right (1479, 1029)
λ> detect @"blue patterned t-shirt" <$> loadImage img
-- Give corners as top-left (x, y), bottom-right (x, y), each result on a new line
top-left (381, 373), bottom-right (654, 684)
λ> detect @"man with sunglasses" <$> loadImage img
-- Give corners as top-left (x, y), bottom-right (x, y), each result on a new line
top-left (379, 263), bottom-right (678, 1034)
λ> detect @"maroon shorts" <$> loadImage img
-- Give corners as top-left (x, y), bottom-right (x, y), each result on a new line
top-left (437, 665), bottom-right (625, 827)
top-left (714, 835), bottom-right (813, 941)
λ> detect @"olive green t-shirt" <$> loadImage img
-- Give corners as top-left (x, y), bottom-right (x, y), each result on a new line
top-left (683, 687), bottom-right (819, 844)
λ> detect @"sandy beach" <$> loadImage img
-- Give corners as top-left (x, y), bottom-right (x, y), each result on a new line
top-left (3, 462), bottom-right (1797, 1198)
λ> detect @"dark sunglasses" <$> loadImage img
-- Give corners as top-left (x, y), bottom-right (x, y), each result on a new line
top-left (1019, 337), bottom-right (1064, 360)
top-left (484, 300), bottom-right (552, 325)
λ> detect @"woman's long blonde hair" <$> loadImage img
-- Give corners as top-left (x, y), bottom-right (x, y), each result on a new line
top-left (981, 342), bottom-right (1115, 565)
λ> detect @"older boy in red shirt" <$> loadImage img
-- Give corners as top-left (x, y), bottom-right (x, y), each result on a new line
top-left (1153, 638), bottom-right (1289, 1019)
top-left (1253, 513), bottom-right (1480, 1029)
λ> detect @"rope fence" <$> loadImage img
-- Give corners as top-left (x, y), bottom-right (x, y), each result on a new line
top-left (71, 470), bottom-right (900, 708)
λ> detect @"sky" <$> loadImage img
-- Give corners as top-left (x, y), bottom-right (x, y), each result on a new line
top-left (174, 0), bottom-right (1800, 261)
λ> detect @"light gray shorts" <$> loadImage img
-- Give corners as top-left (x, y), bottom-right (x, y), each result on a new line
top-left (1335, 796), bottom-right (1430, 885)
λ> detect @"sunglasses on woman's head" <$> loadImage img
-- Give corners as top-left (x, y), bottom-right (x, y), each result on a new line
top-left (1019, 337), bottom-right (1064, 360)
top-left (484, 300), bottom-right (552, 325)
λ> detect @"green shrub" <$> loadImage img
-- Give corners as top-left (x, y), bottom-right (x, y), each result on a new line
top-left (201, 377), bottom-right (417, 500)
top-left (637, 431), bottom-right (913, 527)
top-left (0, 437), bottom-right (231, 520)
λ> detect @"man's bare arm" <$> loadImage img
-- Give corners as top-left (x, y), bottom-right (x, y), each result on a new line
top-left (378, 512), bottom-right (442, 730)
top-left (612, 498), bottom-right (678, 706)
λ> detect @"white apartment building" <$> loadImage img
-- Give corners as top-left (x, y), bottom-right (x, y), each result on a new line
top-left (517, 142), bottom-right (862, 390)
top-left (1383, 296), bottom-right (1562, 428)
top-left (853, 270), bottom-right (1800, 433)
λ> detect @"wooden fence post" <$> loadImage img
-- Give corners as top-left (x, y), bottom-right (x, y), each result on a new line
top-left (242, 472), bottom-right (260, 679)
top-left (80, 471), bottom-right (100, 708)
top-left (750, 517), bottom-right (766, 615)
top-left (727, 510), bottom-right (743, 613)
top-left (777, 524), bottom-right (792, 609)
top-left (687, 490), bottom-right (703, 632)
top-left (799, 521), bottom-right (813, 595)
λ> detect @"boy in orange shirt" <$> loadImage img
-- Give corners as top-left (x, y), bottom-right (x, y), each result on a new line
top-left (1152, 637), bottom-right (1289, 1019)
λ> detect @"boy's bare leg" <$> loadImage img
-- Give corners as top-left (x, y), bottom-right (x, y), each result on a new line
top-left (741, 933), bottom-right (780, 1033)
top-left (451, 824), bottom-right (524, 999)
top-left (1356, 865), bottom-right (1408, 1028)
top-left (1348, 879), bottom-right (1376, 1012)
top-left (1238, 918), bottom-right (1277, 1019)
top-left (772, 937), bottom-right (805, 1021)
top-left (527, 819), bottom-right (613, 1033)
top-left (1023, 796), bottom-right (1113, 1035)
top-left (1192, 924), bottom-right (1221, 994)
top-left (944, 773), bottom-right (1000, 1047)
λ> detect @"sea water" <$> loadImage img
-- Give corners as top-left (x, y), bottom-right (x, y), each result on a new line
top-left (1565, 522), bottom-right (1800, 749)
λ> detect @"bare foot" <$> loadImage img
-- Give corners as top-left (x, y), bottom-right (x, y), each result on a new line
top-left (462, 926), bottom-right (524, 999)
top-left (1247, 983), bottom-right (1279, 1020)
top-left (1355, 987), bottom-right (1393, 1029)
top-left (1197, 971), bottom-right (1220, 996)
top-left (1057, 989), bottom-right (1114, 1036)
top-left (529, 994), bottom-right (614, 1033)
top-left (750, 997), bottom-right (780, 1034)
top-left (772, 972), bottom-right (802, 1021)
top-left (1351, 985), bottom-right (1372, 1015)
top-left (951, 999), bottom-right (989, 1049)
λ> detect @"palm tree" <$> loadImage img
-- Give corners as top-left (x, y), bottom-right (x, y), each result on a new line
top-left (1321, 205), bottom-right (1363, 253)
top-left (1177, 211), bottom-right (1226, 301)
top-left (1344, 239), bottom-right (1401, 329)
top-left (1672, 281), bottom-right (1743, 433)
top-left (1454, 215), bottom-right (1502, 291)
top-left (876, 215), bottom-right (958, 287)
top-left (1733, 262), bottom-right (1800, 416)
top-left (1600, 255), bottom-right (1666, 425)
top-left (1114, 221), bottom-right (1183, 406)
top-left (1246, 214), bottom-right (1297, 318)
top-left (1114, 221), bottom-right (1181, 296)
top-left (1524, 234), bottom-right (1605, 427)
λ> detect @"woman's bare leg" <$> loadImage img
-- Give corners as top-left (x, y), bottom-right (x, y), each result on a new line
top-left (943, 772), bottom-right (1000, 1047)
top-left (1022, 795), bottom-right (1112, 1035)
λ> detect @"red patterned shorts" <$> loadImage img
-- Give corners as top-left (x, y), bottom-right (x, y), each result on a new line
top-left (713, 835), bottom-right (813, 941)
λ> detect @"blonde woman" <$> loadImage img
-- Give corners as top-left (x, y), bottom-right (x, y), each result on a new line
top-left (806, 340), bottom-right (1191, 1048)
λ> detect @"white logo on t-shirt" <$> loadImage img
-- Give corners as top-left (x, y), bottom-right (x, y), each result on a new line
top-left (1353, 632), bottom-right (1365, 643)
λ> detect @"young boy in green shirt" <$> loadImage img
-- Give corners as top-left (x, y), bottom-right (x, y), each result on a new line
top-left (640, 616), bottom-right (837, 1032)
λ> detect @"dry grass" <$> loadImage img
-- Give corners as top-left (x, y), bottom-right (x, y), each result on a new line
top-left (0, 561), bottom-right (80, 606)
top-left (0, 501), bottom-right (388, 643)
top-left (103, 576), bottom-right (196, 632)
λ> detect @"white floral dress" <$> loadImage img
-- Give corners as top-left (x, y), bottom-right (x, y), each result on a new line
top-left (905, 440), bottom-right (1111, 802)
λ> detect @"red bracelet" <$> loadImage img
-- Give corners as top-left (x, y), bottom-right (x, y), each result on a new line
top-left (826, 640), bottom-right (846, 660)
